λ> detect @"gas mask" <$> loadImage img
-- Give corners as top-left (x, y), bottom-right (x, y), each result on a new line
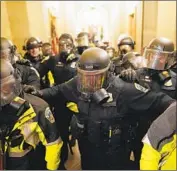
top-left (77, 46), bottom-right (88, 55)
top-left (59, 37), bottom-right (74, 62)
top-left (119, 45), bottom-right (133, 55)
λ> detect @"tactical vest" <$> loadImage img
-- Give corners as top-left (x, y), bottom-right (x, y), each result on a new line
top-left (71, 76), bottom-right (134, 154)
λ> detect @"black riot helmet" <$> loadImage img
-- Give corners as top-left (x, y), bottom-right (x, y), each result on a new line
top-left (0, 59), bottom-right (22, 107)
top-left (0, 37), bottom-right (17, 64)
top-left (77, 47), bottom-right (111, 95)
top-left (143, 37), bottom-right (174, 70)
top-left (76, 32), bottom-right (90, 55)
top-left (23, 37), bottom-right (42, 51)
top-left (117, 34), bottom-right (135, 55)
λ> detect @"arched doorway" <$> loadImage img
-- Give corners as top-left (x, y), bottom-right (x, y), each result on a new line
top-left (76, 5), bottom-right (109, 43)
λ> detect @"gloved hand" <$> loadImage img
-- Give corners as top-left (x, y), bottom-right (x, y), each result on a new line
top-left (23, 85), bottom-right (42, 97)
top-left (119, 68), bottom-right (138, 82)
top-left (16, 59), bottom-right (32, 67)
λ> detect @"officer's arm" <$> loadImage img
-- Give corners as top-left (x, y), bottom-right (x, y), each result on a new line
top-left (116, 81), bottom-right (175, 118)
top-left (39, 84), bottom-right (63, 104)
top-left (36, 106), bottom-right (63, 170)
top-left (26, 66), bottom-right (41, 90)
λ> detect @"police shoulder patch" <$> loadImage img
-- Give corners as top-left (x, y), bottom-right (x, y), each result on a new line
top-left (44, 107), bottom-right (55, 123)
top-left (134, 83), bottom-right (149, 93)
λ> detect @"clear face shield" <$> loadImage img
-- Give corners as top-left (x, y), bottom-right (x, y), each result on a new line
top-left (77, 63), bottom-right (110, 95)
top-left (76, 35), bottom-right (89, 47)
top-left (143, 48), bottom-right (172, 70)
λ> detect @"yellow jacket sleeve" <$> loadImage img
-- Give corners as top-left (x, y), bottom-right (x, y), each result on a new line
top-left (45, 140), bottom-right (63, 170)
top-left (35, 106), bottom-right (64, 170)
top-left (140, 143), bottom-right (161, 170)
top-left (36, 124), bottom-right (63, 170)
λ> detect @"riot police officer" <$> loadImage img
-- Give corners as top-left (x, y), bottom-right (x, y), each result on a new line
top-left (119, 37), bottom-right (176, 168)
top-left (117, 34), bottom-right (135, 57)
top-left (0, 37), bottom-right (40, 90)
top-left (38, 33), bottom-right (79, 168)
top-left (75, 32), bottom-right (90, 55)
top-left (27, 47), bottom-right (174, 169)
top-left (39, 33), bottom-right (78, 85)
top-left (112, 34), bottom-right (136, 75)
top-left (0, 59), bottom-right (63, 170)
top-left (121, 37), bottom-right (176, 99)
top-left (23, 37), bottom-right (43, 70)
top-left (23, 37), bottom-right (55, 89)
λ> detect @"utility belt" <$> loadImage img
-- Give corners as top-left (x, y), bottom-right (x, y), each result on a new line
top-left (0, 97), bottom-right (30, 170)
top-left (71, 115), bottom-right (134, 146)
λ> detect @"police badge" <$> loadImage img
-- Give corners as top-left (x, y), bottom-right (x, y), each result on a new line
top-left (45, 107), bottom-right (55, 123)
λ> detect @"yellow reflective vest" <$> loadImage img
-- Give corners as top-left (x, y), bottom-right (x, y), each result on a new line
top-left (3, 95), bottom-right (63, 170)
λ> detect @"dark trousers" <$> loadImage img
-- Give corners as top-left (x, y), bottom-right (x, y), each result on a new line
top-left (78, 135), bottom-right (130, 170)
top-left (6, 150), bottom-right (36, 170)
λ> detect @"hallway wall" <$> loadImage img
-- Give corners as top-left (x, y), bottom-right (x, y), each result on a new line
top-left (1, 1), bottom-right (12, 40)
top-left (1, 1), bottom-right (176, 55)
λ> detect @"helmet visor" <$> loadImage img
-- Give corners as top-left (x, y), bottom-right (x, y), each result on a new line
top-left (77, 35), bottom-right (89, 47)
top-left (77, 64), bottom-right (110, 94)
top-left (143, 48), bottom-right (171, 70)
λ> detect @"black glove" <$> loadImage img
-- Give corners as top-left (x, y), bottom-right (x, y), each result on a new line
top-left (16, 59), bottom-right (32, 67)
top-left (23, 85), bottom-right (42, 97)
top-left (119, 68), bottom-right (138, 82)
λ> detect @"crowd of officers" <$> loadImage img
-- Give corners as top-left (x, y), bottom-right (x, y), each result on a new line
top-left (0, 31), bottom-right (176, 170)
